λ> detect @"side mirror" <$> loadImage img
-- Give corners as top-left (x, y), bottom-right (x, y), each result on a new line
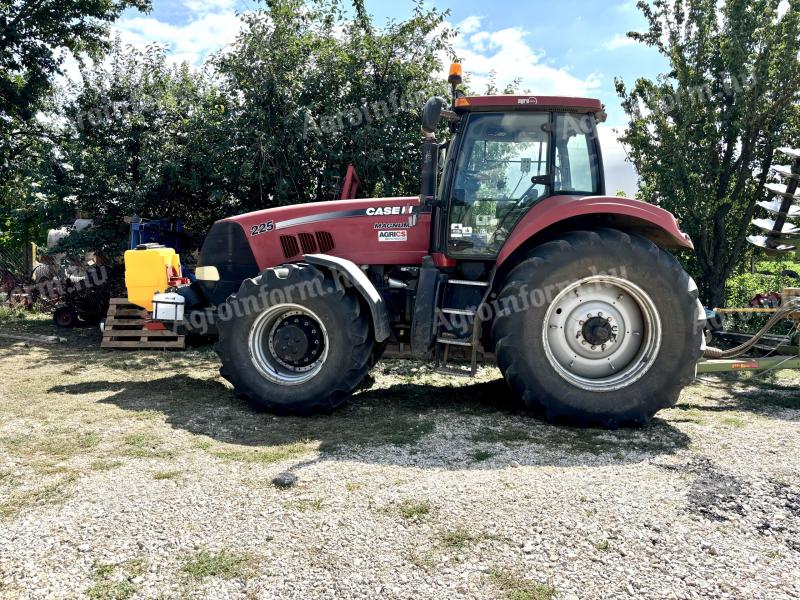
top-left (421, 97), bottom-right (447, 135)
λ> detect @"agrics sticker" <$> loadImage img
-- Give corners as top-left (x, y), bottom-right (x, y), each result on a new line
top-left (378, 230), bottom-right (408, 242)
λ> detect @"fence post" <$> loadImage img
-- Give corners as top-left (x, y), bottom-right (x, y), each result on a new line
top-left (22, 242), bottom-right (37, 278)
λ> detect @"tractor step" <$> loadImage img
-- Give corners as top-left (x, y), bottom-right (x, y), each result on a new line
top-left (447, 279), bottom-right (489, 287)
top-left (436, 335), bottom-right (473, 347)
top-left (441, 307), bottom-right (477, 316)
top-left (433, 275), bottom-right (493, 378)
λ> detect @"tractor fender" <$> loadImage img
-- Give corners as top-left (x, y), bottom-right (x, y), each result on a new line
top-left (496, 195), bottom-right (693, 268)
top-left (303, 254), bottom-right (391, 343)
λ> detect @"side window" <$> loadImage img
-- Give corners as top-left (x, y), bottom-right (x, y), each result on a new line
top-left (554, 114), bottom-right (600, 194)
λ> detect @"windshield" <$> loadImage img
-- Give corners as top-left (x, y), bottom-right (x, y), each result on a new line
top-left (446, 111), bottom-right (601, 257)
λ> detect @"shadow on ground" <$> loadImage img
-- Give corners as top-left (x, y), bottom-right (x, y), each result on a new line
top-left (44, 371), bottom-right (694, 469)
top-left (7, 317), bottom-right (795, 468)
top-left (677, 373), bottom-right (800, 419)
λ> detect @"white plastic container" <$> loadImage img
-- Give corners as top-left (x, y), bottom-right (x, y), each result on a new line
top-left (152, 292), bottom-right (185, 322)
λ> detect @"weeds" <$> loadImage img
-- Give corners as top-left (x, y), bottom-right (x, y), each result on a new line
top-left (181, 550), bottom-right (256, 580)
top-left (490, 569), bottom-right (557, 600)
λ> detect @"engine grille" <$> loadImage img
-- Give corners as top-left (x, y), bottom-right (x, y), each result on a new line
top-left (316, 231), bottom-right (335, 253)
top-left (279, 231), bottom-right (334, 259)
top-left (279, 235), bottom-right (300, 259)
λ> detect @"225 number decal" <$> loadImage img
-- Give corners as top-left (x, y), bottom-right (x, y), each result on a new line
top-left (250, 221), bottom-right (275, 236)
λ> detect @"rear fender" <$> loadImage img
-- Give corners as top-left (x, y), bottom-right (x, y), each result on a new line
top-left (303, 254), bottom-right (391, 343)
top-left (496, 195), bottom-right (693, 269)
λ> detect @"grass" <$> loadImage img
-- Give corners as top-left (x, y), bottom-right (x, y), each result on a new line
top-left (593, 539), bottom-right (610, 551)
top-left (396, 499), bottom-right (433, 520)
top-left (0, 473), bottom-right (78, 519)
top-left (468, 449), bottom-right (495, 462)
top-left (152, 470), bottom-right (182, 481)
top-left (120, 432), bottom-right (176, 459)
top-left (90, 459), bottom-right (123, 471)
top-left (470, 426), bottom-right (532, 445)
top-left (404, 549), bottom-right (436, 569)
top-left (285, 498), bottom-right (323, 512)
top-left (0, 429), bottom-right (100, 462)
top-left (181, 550), bottom-right (256, 581)
top-left (0, 306), bottom-right (27, 323)
top-left (490, 569), bottom-right (557, 600)
top-left (440, 526), bottom-right (475, 549)
top-left (209, 441), bottom-right (315, 464)
top-left (87, 559), bottom-right (147, 600)
top-left (721, 416), bottom-right (748, 428)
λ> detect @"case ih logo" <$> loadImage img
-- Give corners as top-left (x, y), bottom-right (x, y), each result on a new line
top-left (377, 230), bottom-right (408, 242)
top-left (517, 97), bottom-right (539, 105)
top-left (366, 206), bottom-right (415, 216)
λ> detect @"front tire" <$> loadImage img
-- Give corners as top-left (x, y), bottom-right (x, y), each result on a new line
top-left (215, 264), bottom-right (374, 415)
top-left (492, 229), bottom-right (703, 427)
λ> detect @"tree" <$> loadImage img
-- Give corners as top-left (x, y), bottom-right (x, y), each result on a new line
top-left (615, 0), bottom-right (800, 307)
top-left (211, 0), bottom-right (455, 211)
top-left (1, 0), bottom-right (150, 124)
top-left (56, 40), bottom-right (229, 251)
top-left (0, 0), bottom-right (151, 250)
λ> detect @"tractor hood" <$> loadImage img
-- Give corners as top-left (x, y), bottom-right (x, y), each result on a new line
top-left (223, 196), bottom-right (421, 234)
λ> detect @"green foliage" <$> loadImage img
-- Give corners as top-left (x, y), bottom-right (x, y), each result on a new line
top-left (57, 40), bottom-right (230, 235)
top-left (616, 0), bottom-right (800, 306)
top-left (211, 0), bottom-right (455, 209)
top-left (724, 265), bottom-right (796, 333)
top-left (0, 0), bottom-right (151, 249)
top-left (0, 0), bottom-right (151, 124)
top-left (51, 224), bottom-right (127, 261)
top-left (16, 0), bottom-right (457, 256)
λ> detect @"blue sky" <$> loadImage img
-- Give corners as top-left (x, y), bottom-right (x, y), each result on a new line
top-left (113, 0), bottom-right (669, 195)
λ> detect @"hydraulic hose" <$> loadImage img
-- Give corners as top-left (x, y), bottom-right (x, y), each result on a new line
top-left (703, 298), bottom-right (800, 359)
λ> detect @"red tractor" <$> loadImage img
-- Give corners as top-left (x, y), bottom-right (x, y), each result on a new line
top-left (180, 65), bottom-right (704, 427)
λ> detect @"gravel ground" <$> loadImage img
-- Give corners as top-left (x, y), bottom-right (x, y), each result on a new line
top-left (0, 317), bottom-right (799, 599)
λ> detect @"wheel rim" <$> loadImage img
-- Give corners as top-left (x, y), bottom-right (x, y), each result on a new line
top-left (542, 275), bottom-right (662, 392)
top-left (248, 304), bottom-right (329, 386)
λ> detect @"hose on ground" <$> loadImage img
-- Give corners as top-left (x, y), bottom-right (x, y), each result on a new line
top-left (703, 298), bottom-right (800, 359)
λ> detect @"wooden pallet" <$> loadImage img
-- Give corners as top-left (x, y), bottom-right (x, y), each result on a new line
top-left (101, 298), bottom-right (185, 350)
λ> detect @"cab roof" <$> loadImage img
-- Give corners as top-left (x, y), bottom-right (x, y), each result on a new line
top-left (454, 95), bottom-right (603, 114)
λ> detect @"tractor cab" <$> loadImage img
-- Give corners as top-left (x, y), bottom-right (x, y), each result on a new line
top-left (420, 68), bottom-right (608, 261)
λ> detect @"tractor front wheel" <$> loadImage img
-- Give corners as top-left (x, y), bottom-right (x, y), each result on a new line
top-left (492, 229), bottom-right (704, 427)
top-left (215, 264), bottom-right (374, 415)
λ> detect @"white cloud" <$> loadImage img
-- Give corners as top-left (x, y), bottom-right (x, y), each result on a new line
top-left (458, 15), bottom-right (483, 35)
top-left (182, 0), bottom-right (239, 14)
top-left (615, 2), bottom-right (638, 13)
top-left (451, 19), bottom-right (602, 96)
top-left (114, 9), bottom-right (244, 67)
top-left (603, 33), bottom-right (637, 50)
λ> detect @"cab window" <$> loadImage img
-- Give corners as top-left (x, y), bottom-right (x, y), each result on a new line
top-left (447, 112), bottom-right (551, 257)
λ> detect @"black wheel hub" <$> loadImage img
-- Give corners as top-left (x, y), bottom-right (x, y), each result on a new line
top-left (269, 314), bottom-right (324, 370)
top-left (582, 316), bottom-right (614, 346)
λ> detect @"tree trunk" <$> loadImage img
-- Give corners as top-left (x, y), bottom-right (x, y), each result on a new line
top-left (703, 267), bottom-right (728, 310)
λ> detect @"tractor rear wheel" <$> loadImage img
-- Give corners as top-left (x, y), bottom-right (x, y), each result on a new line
top-left (215, 263), bottom-right (374, 415)
top-left (492, 229), bottom-right (703, 427)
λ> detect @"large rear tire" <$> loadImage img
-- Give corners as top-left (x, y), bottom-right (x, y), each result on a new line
top-left (215, 263), bottom-right (374, 415)
top-left (492, 229), bottom-right (704, 427)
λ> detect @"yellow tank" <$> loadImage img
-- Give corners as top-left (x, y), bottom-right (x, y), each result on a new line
top-left (124, 246), bottom-right (182, 311)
